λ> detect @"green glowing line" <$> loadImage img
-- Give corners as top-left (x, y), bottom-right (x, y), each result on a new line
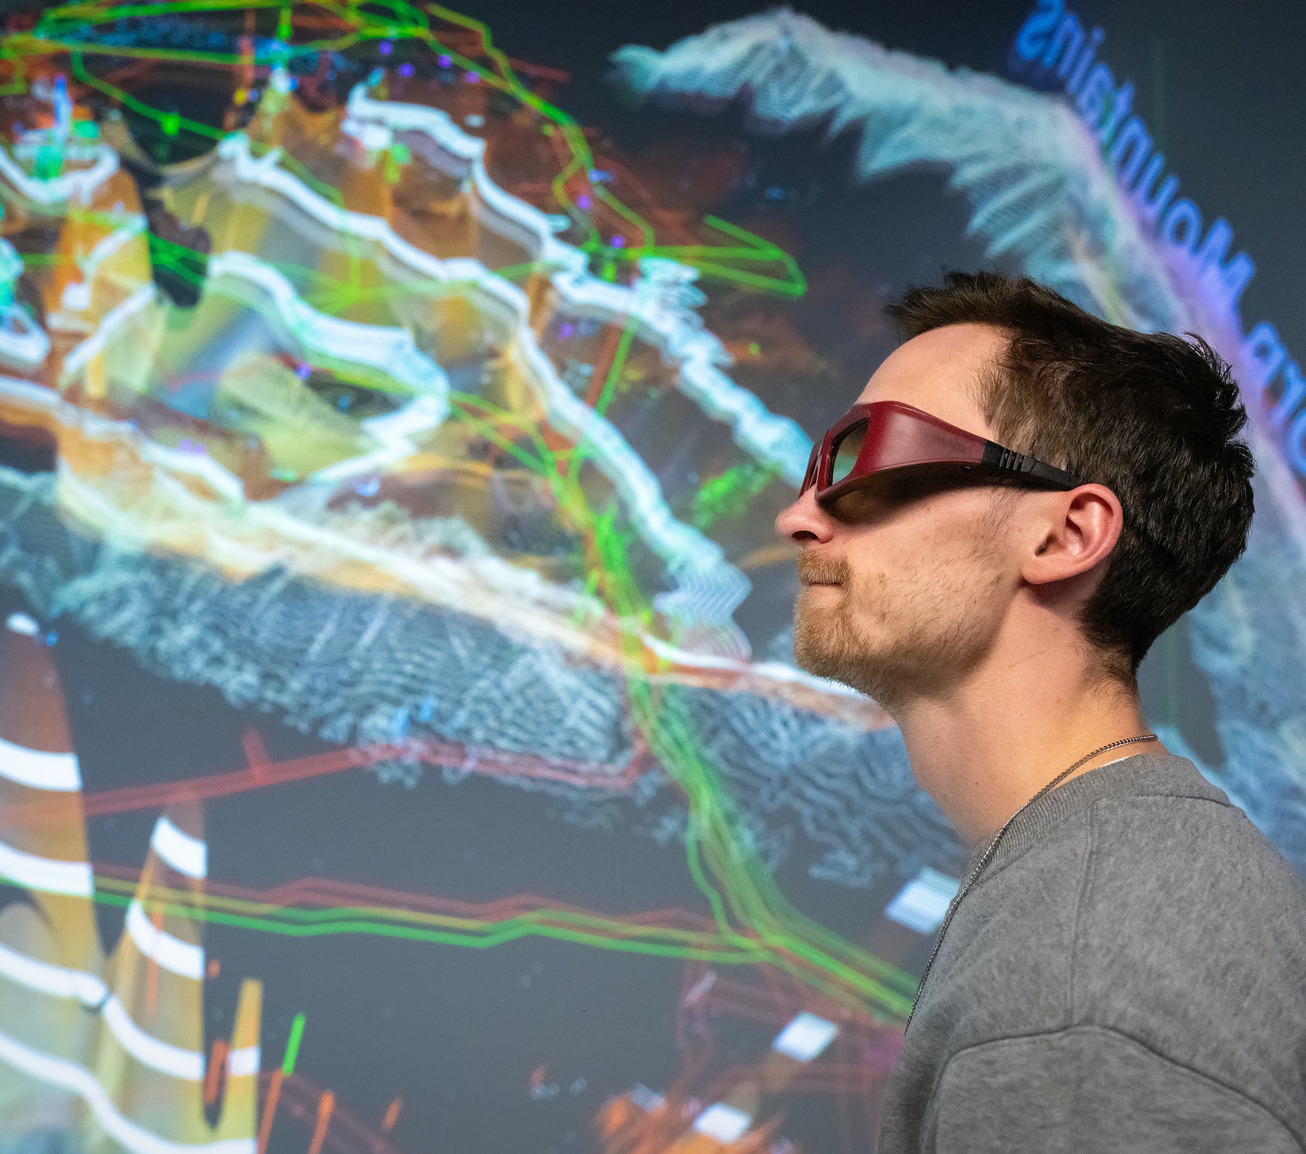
top-left (70, 50), bottom-right (222, 143)
top-left (7, 0), bottom-right (918, 1021)
top-left (92, 884), bottom-right (767, 965)
top-left (281, 1012), bottom-right (307, 1075)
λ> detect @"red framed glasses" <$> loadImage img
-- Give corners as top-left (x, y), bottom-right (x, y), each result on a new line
top-left (800, 401), bottom-right (1083, 504)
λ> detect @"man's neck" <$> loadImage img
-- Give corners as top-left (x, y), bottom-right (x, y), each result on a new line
top-left (892, 639), bottom-right (1162, 845)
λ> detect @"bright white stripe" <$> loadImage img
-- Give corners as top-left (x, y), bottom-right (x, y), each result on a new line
top-left (0, 141), bottom-right (119, 205)
top-left (5, 612), bottom-right (38, 636)
top-left (227, 1045), bottom-right (260, 1078)
top-left (346, 85), bottom-right (811, 482)
top-left (59, 283), bottom-right (155, 383)
top-left (0, 301), bottom-right (50, 368)
top-left (102, 996), bottom-right (203, 1081)
top-left (0, 938), bottom-right (107, 1005)
top-left (0, 735), bottom-right (81, 792)
top-left (0, 942), bottom-right (248, 1084)
top-left (151, 817), bottom-right (207, 879)
top-left (0, 840), bottom-right (93, 896)
top-left (125, 901), bottom-right (203, 980)
top-left (0, 1027), bottom-right (254, 1154)
top-left (138, 439), bottom-right (245, 504)
top-left (215, 132), bottom-right (751, 639)
top-left (79, 216), bottom-right (147, 282)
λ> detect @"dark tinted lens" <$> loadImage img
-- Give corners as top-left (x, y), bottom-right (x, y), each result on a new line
top-left (830, 422), bottom-right (867, 485)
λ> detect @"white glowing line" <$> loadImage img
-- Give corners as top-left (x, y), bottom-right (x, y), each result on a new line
top-left (0, 840), bottom-right (93, 896)
top-left (0, 941), bottom-right (253, 1083)
top-left (202, 250), bottom-right (451, 485)
top-left (0, 141), bottom-right (119, 205)
top-left (0, 735), bottom-right (81, 792)
top-left (227, 1045), bottom-right (260, 1077)
top-left (81, 215), bottom-right (147, 278)
top-left (60, 284), bottom-right (155, 382)
top-left (0, 374), bottom-right (146, 446)
top-left (137, 441), bottom-right (246, 504)
top-left (638, 633), bottom-right (866, 695)
top-left (0, 377), bottom-right (212, 512)
top-left (347, 87), bottom-right (810, 483)
top-left (125, 900), bottom-right (204, 980)
top-left (0, 938), bottom-right (107, 1005)
top-left (0, 373), bottom-right (133, 431)
top-left (150, 817), bottom-right (207, 880)
top-left (206, 250), bottom-right (449, 401)
top-left (102, 996), bottom-right (204, 1081)
top-left (0, 1028), bottom-right (254, 1154)
top-left (60, 215), bottom-right (148, 312)
top-left (311, 392), bottom-right (449, 484)
top-left (215, 132), bottom-right (748, 636)
top-left (0, 303), bottom-right (51, 368)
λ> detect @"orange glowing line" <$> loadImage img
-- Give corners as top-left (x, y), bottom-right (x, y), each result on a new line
top-left (90, 860), bottom-right (722, 940)
top-left (257, 1069), bottom-right (283, 1154)
top-left (307, 1090), bottom-right (335, 1154)
top-left (204, 1038), bottom-right (230, 1107)
top-left (0, 727), bottom-right (645, 831)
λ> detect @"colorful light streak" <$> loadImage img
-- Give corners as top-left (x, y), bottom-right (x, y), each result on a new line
top-left (87, 866), bottom-right (784, 968)
top-left (0, 8), bottom-right (922, 1111)
top-left (281, 1013), bottom-right (307, 1077)
top-left (8, 0), bottom-right (805, 296)
top-left (0, 724), bottom-right (651, 831)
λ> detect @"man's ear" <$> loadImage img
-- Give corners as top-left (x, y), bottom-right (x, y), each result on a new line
top-left (1022, 484), bottom-right (1123, 586)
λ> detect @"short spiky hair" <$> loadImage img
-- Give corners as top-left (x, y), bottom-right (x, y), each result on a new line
top-left (886, 271), bottom-right (1255, 686)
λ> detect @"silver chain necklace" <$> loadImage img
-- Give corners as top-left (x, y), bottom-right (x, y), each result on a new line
top-left (903, 733), bottom-right (1158, 1033)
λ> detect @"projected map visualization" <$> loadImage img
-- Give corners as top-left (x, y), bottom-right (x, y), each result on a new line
top-left (0, 2), bottom-right (1303, 1152)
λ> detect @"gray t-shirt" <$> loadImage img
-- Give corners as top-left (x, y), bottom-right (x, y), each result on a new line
top-left (878, 753), bottom-right (1306, 1152)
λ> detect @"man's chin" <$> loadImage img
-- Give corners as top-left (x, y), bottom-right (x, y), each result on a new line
top-left (792, 640), bottom-right (891, 708)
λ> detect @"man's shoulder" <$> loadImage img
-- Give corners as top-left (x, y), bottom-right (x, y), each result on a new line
top-left (988, 759), bottom-right (1306, 958)
top-left (885, 773), bottom-right (1306, 1150)
top-left (1075, 788), bottom-right (1306, 961)
top-left (919, 775), bottom-right (1306, 1053)
top-left (1068, 789), bottom-right (1306, 1140)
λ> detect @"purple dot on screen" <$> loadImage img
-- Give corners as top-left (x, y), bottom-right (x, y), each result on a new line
top-left (379, 41), bottom-right (392, 55)
top-left (559, 323), bottom-right (574, 339)
top-left (437, 55), bottom-right (452, 68)
top-left (399, 62), bottom-right (414, 77)
top-left (611, 236), bottom-right (625, 248)
top-left (576, 195), bottom-right (591, 209)
top-left (465, 71), bottom-right (480, 83)
top-left (296, 363), bottom-right (312, 379)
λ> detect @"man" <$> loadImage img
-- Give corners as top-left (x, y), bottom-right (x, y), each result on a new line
top-left (775, 272), bottom-right (1306, 1151)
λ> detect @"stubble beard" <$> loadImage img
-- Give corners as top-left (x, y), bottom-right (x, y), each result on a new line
top-left (792, 539), bottom-right (1007, 716)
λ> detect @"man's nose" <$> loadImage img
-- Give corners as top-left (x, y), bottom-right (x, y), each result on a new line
top-left (775, 486), bottom-right (838, 544)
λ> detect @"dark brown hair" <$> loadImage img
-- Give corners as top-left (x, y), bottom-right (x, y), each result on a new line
top-left (886, 271), bottom-right (1255, 686)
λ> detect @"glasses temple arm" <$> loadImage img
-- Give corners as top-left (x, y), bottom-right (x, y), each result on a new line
top-left (980, 442), bottom-right (1083, 490)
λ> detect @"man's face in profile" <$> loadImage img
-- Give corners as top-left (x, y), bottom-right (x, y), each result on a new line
top-left (776, 324), bottom-right (1024, 714)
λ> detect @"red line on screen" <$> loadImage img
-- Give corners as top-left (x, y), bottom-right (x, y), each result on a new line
top-left (0, 727), bottom-right (649, 830)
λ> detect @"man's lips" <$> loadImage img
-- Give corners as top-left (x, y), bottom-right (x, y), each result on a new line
top-left (798, 555), bottom-right (850, 587)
